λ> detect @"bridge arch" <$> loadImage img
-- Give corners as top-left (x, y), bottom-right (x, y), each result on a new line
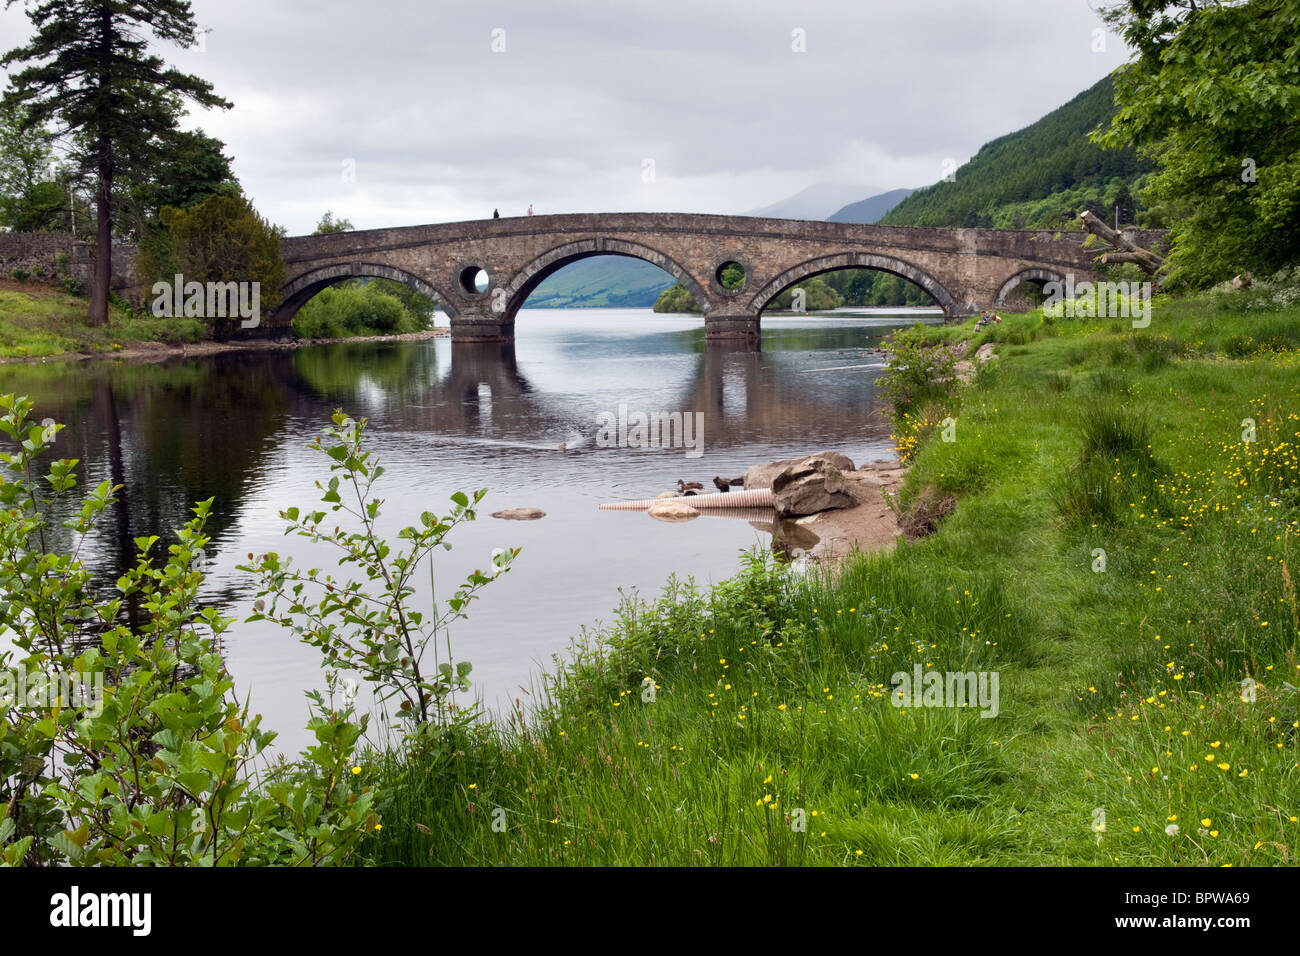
top-left (994, 267), bottom-right (1067, 309)
top-left (745, 252), bottom-right (958, 316)
top-left (501, 238), bottom-right (712, 321)
top-left (274, 262), bottom-right (453, 324)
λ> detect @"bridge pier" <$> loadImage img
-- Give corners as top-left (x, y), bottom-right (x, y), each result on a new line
top-left (450, 312), bottom-right (515, 343)
top-left (704, 314), bottom-right (760, 341)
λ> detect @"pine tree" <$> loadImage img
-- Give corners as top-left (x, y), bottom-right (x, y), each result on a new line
top-left (2, 1), bottom-right (230, 324)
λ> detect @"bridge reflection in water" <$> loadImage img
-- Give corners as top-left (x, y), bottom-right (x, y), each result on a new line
top-left (416, 332), bottom-right (888, 445)
top-left (0, 311), bottom-right (918, 745)
top-left (0, 315), bottom-right (903, 580)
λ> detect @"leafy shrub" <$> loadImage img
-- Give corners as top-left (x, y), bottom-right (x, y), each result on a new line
top-left (0, 396), bottom-right (377, 866)
top-left (890, 401), bottom-right (951, 465)
top-left (292, 281), bottom-right (426, 338)
top-left (242, 411), bottom-right (518, 742)
top-left (8, 268), bottom-right (29, 283)
top-left (652, 282), bottom-right (702, 314)
top-left (879, 327), bottom-right (957, 416)
top-left (0, 397), bottom-right (512, 866)
top-left (138, 193), bottom-right (285, 327)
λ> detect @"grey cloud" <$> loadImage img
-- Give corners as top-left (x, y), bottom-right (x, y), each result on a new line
top-left (0, 0), bottom-right (1131, 233)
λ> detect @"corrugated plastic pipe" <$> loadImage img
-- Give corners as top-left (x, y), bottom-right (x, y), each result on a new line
top-left (599, 488), bottom-right (774, 510)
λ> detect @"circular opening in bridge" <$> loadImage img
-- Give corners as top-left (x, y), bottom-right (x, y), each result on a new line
top-left (460, 266), bottom-right (490, 295)
top-left (716, 261), bottom-right (746, 291)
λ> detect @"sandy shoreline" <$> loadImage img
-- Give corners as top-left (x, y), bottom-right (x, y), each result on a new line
top-left (599, 456), bottom-right (910, 564)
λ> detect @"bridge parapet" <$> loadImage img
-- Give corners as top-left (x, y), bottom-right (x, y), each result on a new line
top-left (3, 214), bottom-right (1130, 340)
top-left (274, 213), bottom-right (1117, 341)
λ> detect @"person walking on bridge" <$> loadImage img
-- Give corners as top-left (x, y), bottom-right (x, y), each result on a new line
top-left (493, 208), bottom-right (499, 219)
top-left (527, 203), bottom-right (534, 216)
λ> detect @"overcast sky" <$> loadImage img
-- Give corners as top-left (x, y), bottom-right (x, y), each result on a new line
top-left (0, 0), bottom-right (1132, 235)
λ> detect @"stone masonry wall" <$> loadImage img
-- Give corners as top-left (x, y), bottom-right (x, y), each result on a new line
top-left (0, 231), bottom-right (138, 295)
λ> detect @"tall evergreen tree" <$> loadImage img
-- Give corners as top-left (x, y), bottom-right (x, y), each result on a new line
top-left (2, 0), bottom-right (230, 324)
top-left (130, 128), bottom-right (239, 226)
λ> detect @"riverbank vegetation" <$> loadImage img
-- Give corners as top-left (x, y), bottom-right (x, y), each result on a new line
top-left (1094, 0), bottom-right (1300, 289)
top-left (344, 281), bottom-right (1298, 865)
top-left (0, 281), bottom-right (205, 358)
top-left (2, 283), bottom-right (1296, 865)
top-left (0, 272), bottom-right (436, 359)
top-left (290, 280), bottom-right (436, 338)
top-left (0, 402), bottom-right (514, 865)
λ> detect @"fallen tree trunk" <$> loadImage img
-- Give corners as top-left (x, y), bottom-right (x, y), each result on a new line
top-left (1080, 210), bottom-right (1165, 275)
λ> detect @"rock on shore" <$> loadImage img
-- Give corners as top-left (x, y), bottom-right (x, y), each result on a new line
top-left (742, 450), bottom-right (854, 491)
top-left (745, 451), bottom-right (907, 560)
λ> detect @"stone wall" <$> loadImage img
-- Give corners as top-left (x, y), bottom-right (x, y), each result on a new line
top-left (0, 232), bottom-right (138, 295)
top-left (0, 232), bottom-right (80, 286)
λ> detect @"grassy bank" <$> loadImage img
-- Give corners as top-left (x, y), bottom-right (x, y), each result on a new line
top-left (0, 281), bottom-right (205, 357)
top-left (361, 288), bottom-right (1300, 866)
top-left (0, 280), bottom-right (437, 359)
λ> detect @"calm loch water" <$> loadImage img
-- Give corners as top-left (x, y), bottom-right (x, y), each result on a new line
top-left (0, 308), bottom-right (936, 750)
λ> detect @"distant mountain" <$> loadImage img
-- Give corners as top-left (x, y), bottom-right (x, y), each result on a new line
top-left (880, 74), bottom-right (1154, 230)
top-left (826, 188), bottom-right (916, 224)
top-left (519, 187), bottom-right (913, 309)
top-left (524, 75), bottom-right (1150, 312)
top-left (744, 183), bottom-right (878, 221)
top-left (522, 256), bottom-right (675, 309)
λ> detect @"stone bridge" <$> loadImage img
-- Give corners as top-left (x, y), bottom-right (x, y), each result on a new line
top-left (273, 213), bottom-right (1111, 341)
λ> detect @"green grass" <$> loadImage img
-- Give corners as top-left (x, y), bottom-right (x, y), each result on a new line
top-left (359, 291), bottom-right (1300, 866)
top-left (0, 283), bottom-right (205, 358)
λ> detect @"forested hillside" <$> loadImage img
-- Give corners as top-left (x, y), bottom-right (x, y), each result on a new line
top-left (523, 256), bottom-right (673, 309)
top-left (881, 74), bottom-right (1154, 230)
